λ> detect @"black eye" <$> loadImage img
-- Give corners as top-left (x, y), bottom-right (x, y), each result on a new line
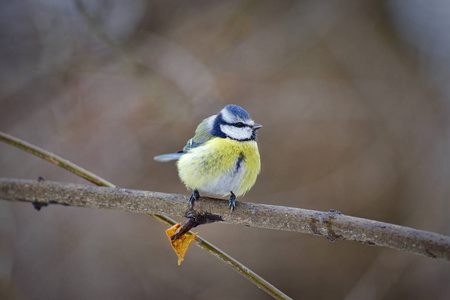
top-left (235, 122), bottom-right (245, 128)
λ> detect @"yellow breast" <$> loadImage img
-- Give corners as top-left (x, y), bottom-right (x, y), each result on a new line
top-left (177, 138), bottom-right (261, 197)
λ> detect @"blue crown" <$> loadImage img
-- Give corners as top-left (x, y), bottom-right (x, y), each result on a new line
top-left (224, 104), bottom-right (251, 120)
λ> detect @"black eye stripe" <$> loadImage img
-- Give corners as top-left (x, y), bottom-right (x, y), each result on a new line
top-left (221, 120), bottom-right (250, 128)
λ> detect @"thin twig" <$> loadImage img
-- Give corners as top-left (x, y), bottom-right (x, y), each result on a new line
top-left (0, 132), bottom-right (114, 187)
top-left (0, 131), bottom-right (291, 300)
top-left (1, 178), bottom-right (449, 261)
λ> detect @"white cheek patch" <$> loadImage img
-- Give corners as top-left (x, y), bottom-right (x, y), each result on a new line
top-left (220, 124), bottom-right (252, 140)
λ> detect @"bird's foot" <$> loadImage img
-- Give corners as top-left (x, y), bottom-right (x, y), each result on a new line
top-left (189, 189), bottom-right (200, 209)
top-left (229, 192), bottom-right (236, 213)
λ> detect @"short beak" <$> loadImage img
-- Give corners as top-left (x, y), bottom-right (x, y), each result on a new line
top-left (252, 123), bottom-right (262, 130)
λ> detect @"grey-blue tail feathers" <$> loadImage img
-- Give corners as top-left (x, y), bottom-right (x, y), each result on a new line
top-left (153, 152), bottom-right (184, 162)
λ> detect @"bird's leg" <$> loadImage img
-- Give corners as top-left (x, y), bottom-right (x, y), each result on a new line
top-left (189, 189), bottom-right (200, 209)
top-left (229, 191), bottom-right (236, 212)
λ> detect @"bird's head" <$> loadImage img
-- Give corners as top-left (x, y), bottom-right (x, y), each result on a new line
top-left (211, 104), bottom-right (262, 141)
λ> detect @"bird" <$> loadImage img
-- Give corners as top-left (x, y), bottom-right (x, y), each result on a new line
top-left (154, 104), bottom-right (262, 212)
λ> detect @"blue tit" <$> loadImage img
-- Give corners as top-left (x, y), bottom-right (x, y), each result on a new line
top-left (154, 104), bottom-right (262, 212)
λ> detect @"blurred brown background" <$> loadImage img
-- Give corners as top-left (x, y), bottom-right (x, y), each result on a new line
top-left (1, 0), bottom-right (450, 299)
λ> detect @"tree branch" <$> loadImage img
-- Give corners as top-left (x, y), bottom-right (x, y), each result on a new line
top-left (1, 178), bottom-right (449, 261)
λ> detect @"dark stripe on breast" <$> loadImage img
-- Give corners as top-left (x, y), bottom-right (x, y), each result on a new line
top-left (234, 152), bottom-right (245, 174)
